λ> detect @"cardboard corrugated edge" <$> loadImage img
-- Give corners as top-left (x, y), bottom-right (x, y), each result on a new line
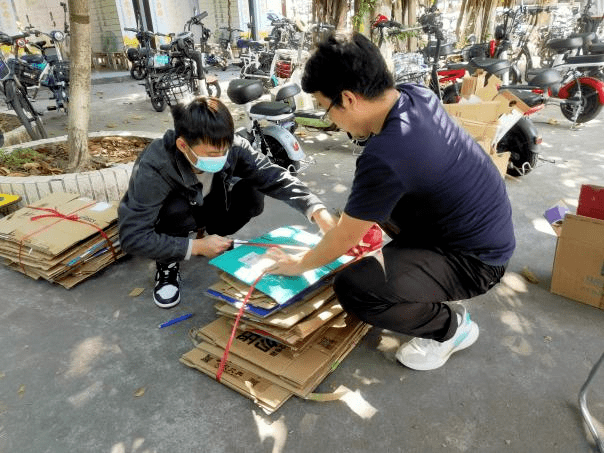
top-left (212, 285), bottom-right (336, 327)
top-left (550, 214), bottom-right (604, 309)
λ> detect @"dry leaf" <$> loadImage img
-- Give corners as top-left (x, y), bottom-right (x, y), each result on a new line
top-left (105, 124), bottom-right (117, 128)
top-left (129, 287), bottom-right (145, 297)
top-left (521, 266), bottom-right (540, 284)
top-left (18, 384), bottom-right (25, 398)
top-left (23, 162), bottom-right (41, 170)
top-left (547, 118), bottom-right (559, 125)
top-left (134, 387), bottom-right (146, 397)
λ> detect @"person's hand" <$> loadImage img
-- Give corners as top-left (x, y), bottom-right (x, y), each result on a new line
top-left (263, 247), bottom-right (305, 276)
top-left (191, 234), bottom-right (233, 258)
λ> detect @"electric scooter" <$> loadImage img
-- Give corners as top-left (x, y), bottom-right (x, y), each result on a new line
top-left (226, 78), bottom-right (309, 174)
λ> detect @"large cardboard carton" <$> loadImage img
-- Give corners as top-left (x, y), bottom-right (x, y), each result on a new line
top-left (551, 214), bottom-right (604, 309)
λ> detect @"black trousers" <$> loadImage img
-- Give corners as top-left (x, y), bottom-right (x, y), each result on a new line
top-left (154, 179), bottom-right (264, 260)
top-left (333, 237), bottom-right (506, 342)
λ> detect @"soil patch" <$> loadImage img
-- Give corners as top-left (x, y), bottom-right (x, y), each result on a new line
top-left (0, 136), bottom-right (152, 177)
top-left (0, 113), bottom-right (24, 133)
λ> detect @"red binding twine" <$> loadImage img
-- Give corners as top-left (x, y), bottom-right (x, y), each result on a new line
top-left (215, 270), bottom-right (267, 382)
top-left (214, 224), bottom-right (383, 382)
top-left (18, 204), bottom-right (118, 274)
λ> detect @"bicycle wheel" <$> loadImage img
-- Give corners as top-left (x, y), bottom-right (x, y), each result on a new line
top-left (5, 80), bottom-right (48, 140)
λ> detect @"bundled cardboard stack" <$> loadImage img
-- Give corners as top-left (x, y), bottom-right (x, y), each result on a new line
top-left (0, 192), bottom-right (124, 288)
top-left (443, 70), bottom-right (533, 177)
top-left (180, 226), bottom-right (371, 413)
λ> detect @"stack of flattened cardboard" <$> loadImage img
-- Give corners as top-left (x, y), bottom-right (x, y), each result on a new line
top-left (180, 226), bottom-right (371, 413)
top-left (443, 70), bottom-right (532, 177)
top-left (0, 192), bottom-right (124, 288)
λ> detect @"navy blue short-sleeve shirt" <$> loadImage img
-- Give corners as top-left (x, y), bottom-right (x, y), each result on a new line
top-left (344, 84), bottom-right (515, 266)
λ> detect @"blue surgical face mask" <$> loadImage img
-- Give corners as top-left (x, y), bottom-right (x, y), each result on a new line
top-left (185, 145), bottom-right (229, 173)
top-left (191, 152), bottom-right (229, 173)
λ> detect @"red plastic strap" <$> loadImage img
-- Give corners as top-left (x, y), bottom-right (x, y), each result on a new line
top-left (18, 204), bottom-right (118, 274)
top-left (216, 270), bottom-right (266, 382)
top-left (215, 225), bottom-right (384, 381)
top-left (345, 224), bottom-right (383, 257)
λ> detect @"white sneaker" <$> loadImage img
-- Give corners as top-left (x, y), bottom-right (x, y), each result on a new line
top-left (396, 304), bottom-right (479, 371)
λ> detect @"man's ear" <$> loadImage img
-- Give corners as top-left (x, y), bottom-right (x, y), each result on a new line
top-left (341, 90), bottom-right (359, 110)
top-left (175, 137), bottom-right (187, 154)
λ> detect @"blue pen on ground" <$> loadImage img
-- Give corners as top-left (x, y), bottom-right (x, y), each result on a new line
top-left (159, 313), bottom-right (193, 329)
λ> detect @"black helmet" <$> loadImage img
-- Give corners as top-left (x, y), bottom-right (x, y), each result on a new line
top-left (126, 47), bottom-right (140, 61)
top-left (494, 24), bottom-right (505, 40)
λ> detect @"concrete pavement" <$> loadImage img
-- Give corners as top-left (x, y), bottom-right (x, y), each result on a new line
top-left (1, 68), bottom-right (603, 453)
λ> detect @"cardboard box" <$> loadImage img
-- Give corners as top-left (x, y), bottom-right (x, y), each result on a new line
top-left (551, 214), bottom-right (604, 309)
top-left (0, 192), bottom-right (123, 288)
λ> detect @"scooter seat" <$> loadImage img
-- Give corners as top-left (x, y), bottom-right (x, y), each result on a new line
top-left (274, 83), bottom-right (300, 102)
top-left (546, 36), bottom-right (584, 52)
top-left (159, 44), bottom-right (171, 51)
top-left (589, 42), bottom-right (604, 54)
top-left (565, 54), bottom-right (604, 65)
top-left (526, 68), bottom-right (562, 88)
top-left (227, 78), bottom-right (264, 104)
top-left (469, 58), bottom-right (510, 77)
top-left (250, 101), bottom-right (294, 116)
top-left (570, 32), bottom-right (597, 45)
top-left (424, 41), bottom-right (456, 57)
top-left (447, 63), bottom-right (470, 71)
top-left (21, 54), bottom-right (45, 65)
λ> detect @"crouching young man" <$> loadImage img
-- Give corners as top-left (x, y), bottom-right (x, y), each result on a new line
top-left (263, 33), bottom-right (515, 371)
top-left (118, 97), bottom-right (335, 308)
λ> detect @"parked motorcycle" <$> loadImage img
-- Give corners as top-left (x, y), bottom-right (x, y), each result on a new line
top-left (226, 78), bottom-right (308, 174)
top-left (124, 25), bottom-right (171, 80)
top-left (393, 5), bottom-right (542, 177)
top-left (141, 12), bottom-right (221, 112)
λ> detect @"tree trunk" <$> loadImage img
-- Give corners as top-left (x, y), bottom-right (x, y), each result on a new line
top-left (67, 0), bottom-right (91, 172)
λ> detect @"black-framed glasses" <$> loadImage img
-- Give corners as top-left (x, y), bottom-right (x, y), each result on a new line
top-left (322, 98), bottom-right (336, 121)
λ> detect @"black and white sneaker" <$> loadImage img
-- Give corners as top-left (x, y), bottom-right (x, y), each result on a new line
top-left (153, 262), bottom-right (181, 308)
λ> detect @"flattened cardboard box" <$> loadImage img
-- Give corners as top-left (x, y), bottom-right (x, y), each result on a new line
top-left (195, 314), bottom-right (367, 388)
top-left (0, 192), bottom-right (118, 256)
top-left (551, 214), bottom-right (604, 309)
top-left (180, 347), bottom-right (293, 413)
top-left (213, 285), bottom-right (336, 328)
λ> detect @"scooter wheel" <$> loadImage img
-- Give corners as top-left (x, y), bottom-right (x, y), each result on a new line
top-left (130, 64), bottom-right (147, 81)
top-left (496, 118), bottom-right (538, 177)
top-left (151, 95), bottom-right (166, 112)
top-left (560, 84), bottom-right (603, 124)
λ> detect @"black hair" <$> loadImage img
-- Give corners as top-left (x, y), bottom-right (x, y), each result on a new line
top-left (301, 32), bottom-right (394, 105)
top-left (170, 96), bottom-right (234, 148)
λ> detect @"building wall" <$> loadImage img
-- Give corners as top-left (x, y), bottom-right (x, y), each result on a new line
top-left (91, 0), bottom-right (124, 52)
top-left (0, 0), bottom-right (68, 36)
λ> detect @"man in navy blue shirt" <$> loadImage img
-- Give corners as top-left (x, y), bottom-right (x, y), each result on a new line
top-left (265, 33), bottom-right (515, 371)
